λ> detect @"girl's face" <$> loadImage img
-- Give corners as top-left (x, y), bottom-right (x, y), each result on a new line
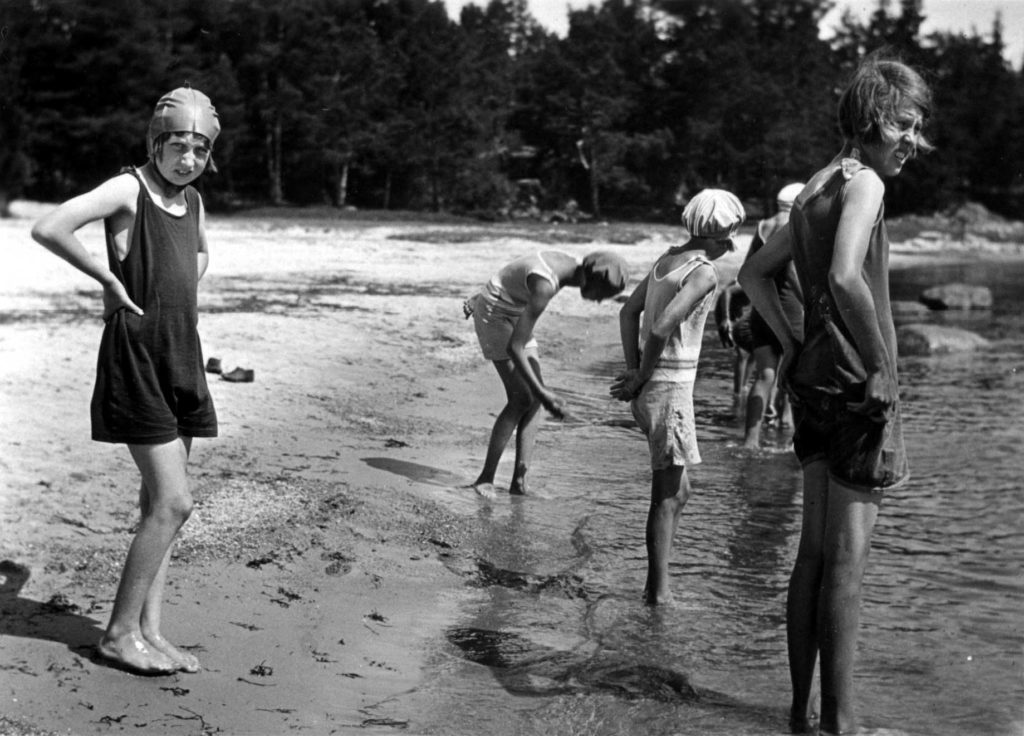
top-left (154, 132), bottom-right (211, 186)
top-left (860, 101), bottom-right (925, 178)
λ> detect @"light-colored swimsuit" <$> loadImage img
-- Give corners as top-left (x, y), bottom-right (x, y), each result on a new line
top-left (631, 254), bottom-right (717, 470)
top-left (470, 252), bottom-right (563, 361)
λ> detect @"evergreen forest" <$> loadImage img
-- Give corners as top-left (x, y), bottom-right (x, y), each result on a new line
top-left (2, 0), bottom-right (1022, 221)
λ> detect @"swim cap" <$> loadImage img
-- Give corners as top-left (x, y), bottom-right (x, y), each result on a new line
top-left (682, 189), bottom-right (745, 239)
top-left (582, 251), bottom-right (629, 292)
top-left (148, 86), bottom-right (220, 151)
top-left (776, 183), bottom-right (804, 210)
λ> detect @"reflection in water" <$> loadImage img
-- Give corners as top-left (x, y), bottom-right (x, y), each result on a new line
top-left (446, 625), bottom-right (701, 702)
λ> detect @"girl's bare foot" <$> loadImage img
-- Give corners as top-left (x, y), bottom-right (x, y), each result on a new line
top-left (470, 482), bottom-right (498, 500)
top-left (97, 632), bottom-right (177, 675)
top-left (642, 585), bottom-right (675, 606)
top-left (144, 631), bottom-right (201, 673)
top-left (509, 477), bottom-right (528, 495)
top-left (790, 700), bottom-right (823, 732)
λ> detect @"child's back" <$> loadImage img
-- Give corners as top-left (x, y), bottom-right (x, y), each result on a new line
top-left (613, 188), bottom-right (745, 605)
top-left (640, 251), bottom-right (718, 384)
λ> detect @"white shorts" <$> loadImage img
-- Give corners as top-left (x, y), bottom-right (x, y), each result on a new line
top-left (631, 380), bottom-right (701, 470)
top-left (471, 296), bottom-right (539, 361)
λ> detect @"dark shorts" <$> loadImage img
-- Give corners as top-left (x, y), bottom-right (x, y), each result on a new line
top-left (732, 313), bottom-right (755, 353)
top-left (791, 393), bottom-right (909, 493)
top-left (749, 310), bottom-right (782, 353)
top-left (91, 310), bottom-right (218, 445)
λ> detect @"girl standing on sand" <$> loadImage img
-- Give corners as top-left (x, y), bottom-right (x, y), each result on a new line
top-left (32, 86), bottom-right (221, 675)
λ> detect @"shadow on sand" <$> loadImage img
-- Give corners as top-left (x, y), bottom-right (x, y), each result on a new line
top-left (362, 457), bottom-right (468, 489)
top-left (0, 559), bottom-right (161, 675)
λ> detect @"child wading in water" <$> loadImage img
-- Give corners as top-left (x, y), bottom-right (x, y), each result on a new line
top-left (32, 86), bottom-right (222, 674)
top-left (612, 189), bottom-right (745, 605)
top-left (465, 250), bottom-right (628, 497)
top-left (740, 56), bottom-right (929, 734)
top-left (741, 182), bottom-right (805, 449)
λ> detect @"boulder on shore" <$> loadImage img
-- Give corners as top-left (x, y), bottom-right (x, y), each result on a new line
top-left (897, 323), bottom-right (990, 356)
top-left (891, 300), bottom-right (932, 322)
top-left (919, 283), bottom-right (993, 310)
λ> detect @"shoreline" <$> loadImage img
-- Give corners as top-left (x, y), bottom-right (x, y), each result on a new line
top-left (1, 205), bottom-right (1021, 735)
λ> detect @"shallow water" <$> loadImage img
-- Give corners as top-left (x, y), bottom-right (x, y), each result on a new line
top-left (413, 260), bottom-right (1024, 736)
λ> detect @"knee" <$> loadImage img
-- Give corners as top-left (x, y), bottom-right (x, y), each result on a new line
top-left (154, 490), bottom-right (193, 524)
top-left (651, 469), bottom-right (688, 505)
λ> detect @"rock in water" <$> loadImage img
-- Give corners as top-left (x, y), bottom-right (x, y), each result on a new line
top-left (897, 323), bottom-right (990, 356)
top-left (919, 283), bottom-right (993, 310)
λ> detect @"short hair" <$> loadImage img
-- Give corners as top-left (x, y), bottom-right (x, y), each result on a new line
top-left (581, 251), bottom-right (628, 292)
top-left (150, 131), bottom-right (218, 174)
top-left (837, 56), bottom-right (934, 153)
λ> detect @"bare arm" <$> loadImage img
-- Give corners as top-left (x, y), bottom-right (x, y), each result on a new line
top-left (196, 195), bottom-right (210, 280)
top-left (507, 275), bottom-right (564, 417)
top-left (31, 174), bottom-right (143, 317)
top-left (618, 273), bottom-right (649, 370)
top-left (830, 171), bottom-right (895, 418)
top-left (611, 263), bottom-right (716, 401)
top-left (714, 280), bottom-right (743, 348)
top-left (738, 224), bottom-right (798, 353)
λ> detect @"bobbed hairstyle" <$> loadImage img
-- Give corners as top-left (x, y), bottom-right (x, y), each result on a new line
top-left (837, 55), bottom-right (934, 154)
top-left (581, 251), bottom-right (629, 293)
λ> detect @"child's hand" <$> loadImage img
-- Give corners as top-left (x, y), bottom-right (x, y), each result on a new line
top-left (847, 370), bottom-right (896, 422)
top-left (718, 321), bottom-right (735, 348)
top-left (540, 390), bottom-right (567, 420)
top-left (610, 370), bottom-right (643, 402)
top-left (102, 281), bottom-right (144, 320)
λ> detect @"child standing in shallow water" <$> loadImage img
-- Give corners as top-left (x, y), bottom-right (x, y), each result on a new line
top-left (740, 56), bottom-right (929, 734)
top-left (32, 86), bottom-right (221, 675)
top-left (612, 189), bottom-right (745, 605)
top-left (465, 250), bottom-right (628, 497)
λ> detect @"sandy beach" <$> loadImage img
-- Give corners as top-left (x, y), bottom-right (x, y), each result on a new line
top-left (0, 203), bottom-right (697, 736)
top-left (1, 201), bottom-right (1020, 736)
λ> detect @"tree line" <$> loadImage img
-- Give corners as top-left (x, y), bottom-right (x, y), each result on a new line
top-left (2, 0), bottom-right (1022, 220)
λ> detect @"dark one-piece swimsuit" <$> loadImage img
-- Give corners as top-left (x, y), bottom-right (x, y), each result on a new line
top-left (91, 168), bottom-right (217, 444)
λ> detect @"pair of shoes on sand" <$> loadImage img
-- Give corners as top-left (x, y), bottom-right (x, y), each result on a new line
top-left (205, 357), bottom-right (254, 383)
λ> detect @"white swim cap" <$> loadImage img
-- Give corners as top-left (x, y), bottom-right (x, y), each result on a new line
top-left (148, 85), bottom-right (221, 152)
top-left (682, 189), bottom-right (745, 239)
top-left (776, 183), bottom-right (804, 209)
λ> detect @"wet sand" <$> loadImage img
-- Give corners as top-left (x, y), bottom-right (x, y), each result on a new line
top-left (0, 201), bottom-right (1017, 735)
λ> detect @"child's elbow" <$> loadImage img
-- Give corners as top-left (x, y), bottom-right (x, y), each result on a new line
top-left (30, 219), bottom-right (55, 247)
top-left (619, 300), bottom-right (640, 321)
top-left (827, 268), bottom-right (860, 295)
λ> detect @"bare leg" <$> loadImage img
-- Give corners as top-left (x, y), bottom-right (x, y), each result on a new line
top-left (643, 465), bottom-right (688, 605)
top-left (788, 460), bottom-right (828, 732)
top-left (778, 391), bottom-right (794, 429)
top-left (472, 358), bottom-right (536, 495)
top-left (97, 437), bottom-right (194, 674)
top-left (510, 357), bottom-right (545, 495)
top-left (137, 545), bottom-right (198, 672)
top-left (743, 345), bottom-right (779, 449)
top-left (732, 348), bottom-right (752, 419)
top-left (817, 479), bottom-right (880, 735)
